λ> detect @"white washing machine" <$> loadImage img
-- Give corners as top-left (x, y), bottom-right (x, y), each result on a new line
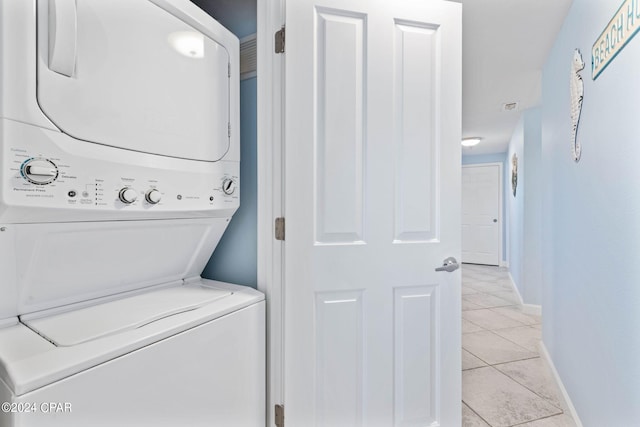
top-left (0, 1), bottom-right (264, 426)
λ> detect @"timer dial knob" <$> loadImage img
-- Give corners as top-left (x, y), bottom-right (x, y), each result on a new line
top-left (145, 189), bottom-right (162, 204)
top-left (222, 178), bottom-right (236, 195)
top-left (119, 187), bottom-right (138, 204)
top-left (22, 158), bottom-right (58, 185)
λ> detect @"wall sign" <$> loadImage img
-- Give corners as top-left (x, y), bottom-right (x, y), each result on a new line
top-left (592, 0), bottom-right (640, 79)
top-left (570, 49), bottom-right (584, 162)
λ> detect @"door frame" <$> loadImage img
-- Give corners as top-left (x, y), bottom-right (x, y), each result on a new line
top-left (461, 162), bottom-right (504, 266)
top-left (257, 0), bottom-right (285, 425)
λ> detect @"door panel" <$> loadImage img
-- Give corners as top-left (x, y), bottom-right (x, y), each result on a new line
top-left (285, 0), bottom-right (462, 425)
top-left (314, 9), bottom-right (366, 244)
top-left (394, 21), bottom-right (439, 243)
top-left (394, 286), bottom-right (438, 425)
top-left (316, 290), bottom-right (364, 426)
top-left (462, 165), bottom-right (501, 265)
top-left (37, 0), bottom-right (230, 161)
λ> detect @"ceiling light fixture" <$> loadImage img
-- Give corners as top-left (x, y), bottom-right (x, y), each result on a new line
top-left (462, 137), bottom-right (482, 147)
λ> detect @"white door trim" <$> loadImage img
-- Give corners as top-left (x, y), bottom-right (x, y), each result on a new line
top-left (257, 0), bottom-right (285, 425)
top-left (461, 162), bottom-right (503, 266)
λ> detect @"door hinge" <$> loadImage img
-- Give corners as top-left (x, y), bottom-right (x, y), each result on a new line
top-left (228, 122), bottom-right (231, 138)
top-left (228, 62), bottom-right (231, 77)
top-left (275, 404), bottom-right (285, 427)
top-left (275, 217), bottom-right (285, 241)
top-left (275, 26), bottom-right (285, 54)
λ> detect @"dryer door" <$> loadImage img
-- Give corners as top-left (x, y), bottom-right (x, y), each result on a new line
top-left (36, 0), bottom-right (231, 162)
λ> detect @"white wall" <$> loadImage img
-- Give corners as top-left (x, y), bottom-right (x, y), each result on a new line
top-left (541, 0), bottom-right (640, 424)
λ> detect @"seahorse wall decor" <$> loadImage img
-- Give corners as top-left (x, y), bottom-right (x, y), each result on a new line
top-left (511, 153), bottom-right (518, 197)
top-left (570, 48), bottom-right (585, 162)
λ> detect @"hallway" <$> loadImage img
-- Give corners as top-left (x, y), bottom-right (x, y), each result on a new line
top-left (461, 264), bottom-right (575, 427)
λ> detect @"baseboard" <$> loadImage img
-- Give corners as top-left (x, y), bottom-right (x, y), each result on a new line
top-left (507, 272), bottom-right (524, 305)
top-left (0, 317), bottom-right (17, 329)
top-left (538, 342), bottom-right (584, 427)
top-left (522, 304), bottom-right (542, 316)
top-left (507, 272), bottom-right (542, 315)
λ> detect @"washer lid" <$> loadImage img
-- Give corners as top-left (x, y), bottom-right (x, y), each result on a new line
top-left (36, 0), bottom-right (233, 161)
top-left (23, 285), bottom-right (232, 347)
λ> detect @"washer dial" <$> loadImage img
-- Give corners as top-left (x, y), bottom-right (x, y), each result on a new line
top-left (21, 158), bottom-right (59, 185)
top-left (145, 189), bottom-right (162, 204)
top-left (119, 187), bottom-right (138, 204)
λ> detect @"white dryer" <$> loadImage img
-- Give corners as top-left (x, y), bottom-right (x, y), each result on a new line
top-left (0, 1), bottom-right (264, 426)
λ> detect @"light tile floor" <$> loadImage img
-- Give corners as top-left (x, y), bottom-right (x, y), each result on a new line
top-left (461, 264), bottom-right (576, 427)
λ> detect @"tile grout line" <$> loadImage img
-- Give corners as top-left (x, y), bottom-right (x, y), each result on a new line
top-left (492, 359), bottom-right (566, 414)
top-left (462, 265), bottom-right (574, 427)
top-left (509, 412), bottom-right (569, 427)
top-left (490, 326), bottom-right (541, 352)
top-left (463, 401), bottom-right (495, 427)
top-left (464, 364), bottom-right (564, 426)
top-left (462, 341), bottom-right (539, 370)
top-left (462, 366), bottom-right (558, 426)
top-left (464, 312), bottom-right (529, 329)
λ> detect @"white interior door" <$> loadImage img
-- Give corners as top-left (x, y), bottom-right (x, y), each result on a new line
top-left (462, 164), bottom-right (502, 266)
top-left (284, 0), bottom-right (462, 425)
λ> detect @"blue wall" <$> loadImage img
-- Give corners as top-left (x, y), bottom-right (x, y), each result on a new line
top-left (462, 153), bottom-right (507, 263)
top-left (522, 108), bottom-right (542, 305)
top-left (462, 153), bottom-right (506, 166)
top-left (202, 77), bottom-right (258, 288)
top-left (506, 118), bottom-right (525, 292)
top-left (506, 108), bottom-right (543, 305)
top-left (190, 0), bottom-right (256, 39)
top-left (541, 0), bottom-right (640, 423)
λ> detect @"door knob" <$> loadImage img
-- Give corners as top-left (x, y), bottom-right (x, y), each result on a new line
top-left (435, 257), bottom-right (459, 272)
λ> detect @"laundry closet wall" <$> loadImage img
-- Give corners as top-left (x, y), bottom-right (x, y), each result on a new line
top-left (541, 0), bottom-right (640, 424)
top-left (192, 0), bottom-right (259, 288)
top-left (203, 76), bottom-right (258, 288)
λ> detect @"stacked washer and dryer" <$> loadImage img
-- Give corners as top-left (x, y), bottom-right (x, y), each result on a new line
top-left (0, 0), bottom-right (264, 426)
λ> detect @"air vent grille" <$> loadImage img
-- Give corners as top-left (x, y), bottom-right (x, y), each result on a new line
top-left (240, 34), bottom-right (257, 80)
top-left (502, 102), bottom-right (519, 112)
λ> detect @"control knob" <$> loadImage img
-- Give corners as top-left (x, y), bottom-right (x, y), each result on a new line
top-left (118, 187), bottom-right (138, 204)
top-left (145, 189), bottom-right (162, 204)
top-left (21, 158), bottom-right (58, 185)
top-left (222, 178), bottom-right (236, 195)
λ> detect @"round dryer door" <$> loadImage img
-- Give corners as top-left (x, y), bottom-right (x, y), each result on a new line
top-left (36, 0), bottom-right (232, 162)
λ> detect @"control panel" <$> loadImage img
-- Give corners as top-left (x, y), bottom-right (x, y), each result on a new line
top-left (1, 124), bottom-right (239, 223)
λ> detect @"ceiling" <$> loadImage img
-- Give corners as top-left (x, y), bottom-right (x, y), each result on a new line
top-left (459, 0), bottom-right (573, 155)
top-left (191, 0), bottom-right (573, 155)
